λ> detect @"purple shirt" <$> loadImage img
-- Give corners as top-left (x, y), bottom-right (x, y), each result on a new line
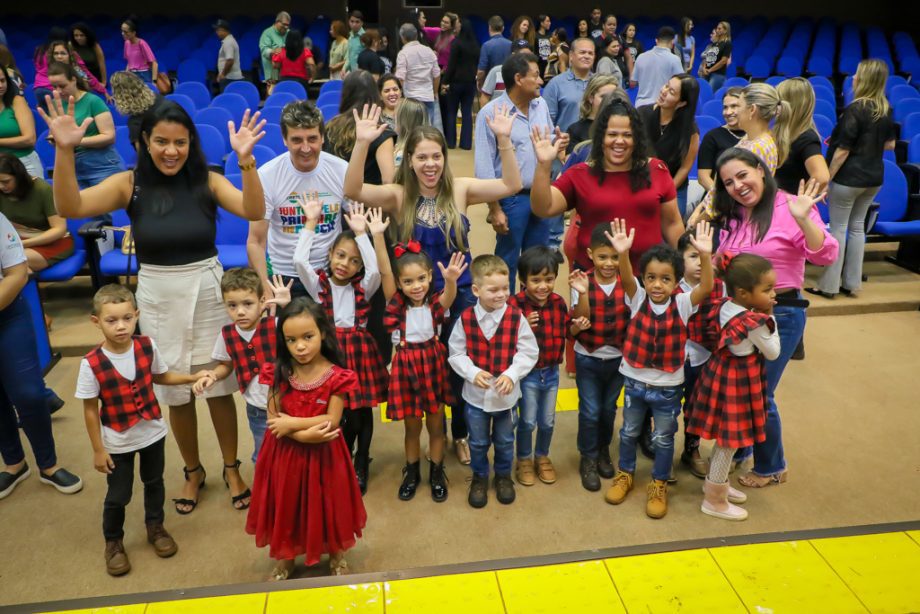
top-left (124, 38), bottom-right (156, 71)
top-left (424, 27), bottom-right (455, 70)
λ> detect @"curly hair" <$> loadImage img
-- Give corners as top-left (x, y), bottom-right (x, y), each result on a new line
top-left (111, 70), bottom-right (156, 115)
top-left (587, 96), bottom-right (651, 192)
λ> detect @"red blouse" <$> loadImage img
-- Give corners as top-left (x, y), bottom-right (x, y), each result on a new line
top-left (272, 49), bottom-right (314, 79)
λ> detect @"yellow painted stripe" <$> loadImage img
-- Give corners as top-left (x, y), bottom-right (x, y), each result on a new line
top-left (40, 606), bottom-right (148, 614)
top-left (145, 594), bottom-right (266, 612)
top-left (266, 583), bottom-right (384, 613)
top-left (498, 561), bottom-right (625, 614)
top-left (384, 571), bottom-right (504, 614)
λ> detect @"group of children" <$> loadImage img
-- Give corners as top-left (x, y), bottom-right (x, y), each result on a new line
top-left (79, 203), bottom-right (781, 580)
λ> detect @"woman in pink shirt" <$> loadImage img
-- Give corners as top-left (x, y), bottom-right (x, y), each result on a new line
top-left (121, 18), bottom-right (157, 83)
top-left (711, 147), bottom-right (838, 489)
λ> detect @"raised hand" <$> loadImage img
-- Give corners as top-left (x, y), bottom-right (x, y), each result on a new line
top-left (530, 126), bottom-right (559, 164)
top-left (366, 207), bottom-right (390, 236)
top-left (302, 190), bottom-right (322, 223)
top-left (568, 269), bottom-right (590, 294)
top-left (789, 178), bottom-right (826, 221)
top-left (437, 251), bottom-right (469, 283)
top-left (352, 103), bottom-right (387, 144)
top-left (228, 109), bottom-right (267, 160)
top-left (485, 103), bottom-right (516, 139)
top-left (344, 202), bottom-right (368, 234)
top-left (605, 218), bottom-right (635, 254)
top-left (36, 91), bottom-right (92, 149)
top-left (689, 220), bottom-right (714, 255)
top-left (264, 274), bottom-right (294, 315)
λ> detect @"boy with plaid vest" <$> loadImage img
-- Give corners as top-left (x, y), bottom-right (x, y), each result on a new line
top-left (604, 219), bottom-right (714, 519)
top-left (77, 285), bottom-right (213, 576)
top-left (449, 255), bottom-right (538, 509)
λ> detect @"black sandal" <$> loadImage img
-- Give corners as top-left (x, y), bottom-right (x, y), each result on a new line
top-left (172, 465), bottom-right (206, 515)
top-left (223, 460), bottom-right (251, 511)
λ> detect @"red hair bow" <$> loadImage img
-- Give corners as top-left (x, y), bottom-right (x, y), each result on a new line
top-left (394, 240), bottom-right (422, 258)
top-left (717, 251), bottom-right (736, 272)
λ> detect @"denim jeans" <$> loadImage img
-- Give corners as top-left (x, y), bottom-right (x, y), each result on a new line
top-left (441, 284), bottom-right (475, 440)
top-left (0, 294), bottom-right (57, 470)
top-left (246, 403), bottom-right (268, 464)
top-left (130, 69), bottom-right (153, 83)
top-left (495, 192), bottom-right (551, 290)
top-left (516, 367), bottom-right (559, 459)
top-left (423, 100), bottom-right (437, 126)
top-left (676, 184), bottom-right (689, 220)
top-left (575, 353), bottom-right (624, 459)
top-left (619, 377), bottom-right (683, 481)
top-left (103, 437), bottom-right (165, 540)
top-left (465, 404), bottom-right (516, 478)
top-left (708, 73), bottom-right (726, 91)
top-left (734, 303), bottom-right (806, 475)
top-left (75, 146), bottom-right (126, 190)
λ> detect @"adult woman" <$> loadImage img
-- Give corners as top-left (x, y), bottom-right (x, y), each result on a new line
top-left (712, 148), bottom-right (838, 488)
top-left (0, 46), bottom-right (26, 94)
top-left (0, 71), bottom-right (43, 179)
top-left (676, 18), bottom-right (695, 72)
top-left (69, 23), bottom-right (106, 85)
top-left (42, 95), bottom-right (267, 513)
top-left (32, 27), bottom-right (70, 108)
top-left (328, 20), bottom-right (350, 79)
top-left (511, 16), bottom-right (537, 51)
top-left (272, 29), bottom-right (315, 88)
top-left (46, 62), bottom-right (124, 190)
top-left (698, 21), bottom-right (731, 91)
top-left (0, 154), bottom-right (73, 271)
top-left (774, 78), bottom-right (830, 195)
top-left (622, 24), bottom-right (644, 65)
top-left (0, 210), bottom-right (82, 500)
top-left (376, 28), bottom-right (395, 74)
top-left (638, 74), bottom-right (700, 217)
top-left (378, 74), bottom-right (402, 130)
top-left (535, 15), bottom-right (553, 77)
top-left (111, 71), bottom-right (163, 149)
top-left (531, 98), bottom-right (684, 271)
top-left (345, 104), bottom-right (520, 462)
top-left (596, 37), bottom-right (626, 85)
top-left (545, 28), bottom-right (570, 80)
top-left (425, 13), bottom-right (457, 73)
top-left (812, 59), bottom-right (896, 299)
top-left (49, 41), bottom-right (108, 99)
top-left (355, 30), bottom-right (385, 79)
top-left (576, 20), bottom-right (590, 40)
top-left (442, 18), bottom-right (480, 150)
top-left (121, 18), bottom-right (157, 83)
top-left (567, 74), bottom-right (619, 154)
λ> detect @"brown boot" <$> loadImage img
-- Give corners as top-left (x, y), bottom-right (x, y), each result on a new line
top-left (105, 539), bottom-right (131, 576)
top-left (535, 456), bottom-right (557, 484)
top-left (604, 470), bottom-right (634, 505)
top-left (515, 458), bottom-right (536, 486)
top-left (646, 479), bottom-right (668, 519)
top-left (146, 523), bottom-right (178, 558)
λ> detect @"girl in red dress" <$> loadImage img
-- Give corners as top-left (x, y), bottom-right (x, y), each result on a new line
top-left (245, 298), bottom-right (366, 580)
top-left (686, 254), bottom-right (780, 521)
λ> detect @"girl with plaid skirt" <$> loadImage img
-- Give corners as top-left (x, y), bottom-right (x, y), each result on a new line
top-left (369, 208), bottom-right (468, 503)
top-left (293, 200), bottom-right (388, 495)
top-left (686, 253), bottom-right (781, 521)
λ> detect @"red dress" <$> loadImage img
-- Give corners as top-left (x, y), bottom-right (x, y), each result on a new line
top-left (245, 366), bottom-right (367, 564)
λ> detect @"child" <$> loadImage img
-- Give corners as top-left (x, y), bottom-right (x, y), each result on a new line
top-left (687, 253), bottom-right (780, 521)
top-left (293, 199), bottom-right (388, 495)
top-left (509, 246), bottom-right (569, 485)
top-left (567, 224), bottom-right (631, 492)
top-left (77, 284), bottom-right (211, 576)
top-left (245, 298), bottom-right (366, 580)
top-left (373, 209), bottom-right (466, 502)
top-left (604, 219), bottom-right (714, 519)
top-left (449, 255), bottom-right (538, 508)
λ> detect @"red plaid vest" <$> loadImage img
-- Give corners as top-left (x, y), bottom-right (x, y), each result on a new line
top-left (316, 270), bottom-right (370, 329)
top-left (383, 291), bottom-right (445, 347)
top-left (461, 305), bottom-right (522, 375)
top-left (221, 317), bottom-right (277, 394)
top-left (574, 274), bottom-right (629, 352)
top-left (674, 278), bottom-right (724, 352)
top-left (84, 336), bottom-right (162, 433)
top-left (622, 295), bottom-right (688, 373)
top-left (511, 291), bottom-right (568, 368)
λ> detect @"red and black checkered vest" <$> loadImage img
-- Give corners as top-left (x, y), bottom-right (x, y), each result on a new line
top-left (622, 295), bottom-right (688, 373)
top-left (461, 305), bottom-right (522, 375)
top-left (383, 291), bottom-right (445, 347)
top-left (511, 291), bottom-right (567, 368)
top-left (221, 316), bottom-right (277, 394)
top-left (84, 336), bottom-right (162, 433)
top-left (316, 270), bottom-right (370, 329)
top-left (574, 274), bottom-right (629, 352)
top-left (674, 278), bottom-right (724, 353)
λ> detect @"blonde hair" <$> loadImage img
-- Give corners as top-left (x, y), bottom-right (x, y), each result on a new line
top-left (92, 284), bottom-right (136, 315)
top-left (741, 83), bottom-right (788, 124)
top-left (471, 254), bottom-right (509, 284)
top-left (853, 58), bottom-right (890, 122)
top-left (773, 78), bottom-right (817, 167)
top-left (580, 74), bottom-right (620, 119)
top-left (111, 71), bottom-right (156, 115)
top-left (717, 21), bottom-right (732, 42)
top-left (395, 98), bottom-right (429, 154)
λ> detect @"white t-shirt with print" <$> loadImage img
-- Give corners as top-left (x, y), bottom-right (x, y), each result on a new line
top-left (0, 213), bottom-right (26, 278)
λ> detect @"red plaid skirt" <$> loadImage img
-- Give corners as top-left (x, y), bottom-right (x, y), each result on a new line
top-left (337, 327), bottom-right (388, 409)
top-left (386, 337), bottom-right (454, 420)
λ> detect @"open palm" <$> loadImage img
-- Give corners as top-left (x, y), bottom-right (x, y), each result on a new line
top-left (530, 126), bottom-right (558, 164)
top-left (37, 91), bottom-right (91, 149)
top-left (352, 104), bottom-right (386, 144)
top-left (789, 178), bottom-right (826, 220)
top-left (228, 109), bottom-right (267, 159)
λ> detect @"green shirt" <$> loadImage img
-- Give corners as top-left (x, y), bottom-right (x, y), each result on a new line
top-left (0, 178), bottom-right (55, 232)
top-left (0, 106), bottom-right (35, 158)
top-left (259, 26), bottom-right (288, 79)
top-left (346, 29), bottom-right (365, 73)
top-left (62, 92), bottom-right (109, 153)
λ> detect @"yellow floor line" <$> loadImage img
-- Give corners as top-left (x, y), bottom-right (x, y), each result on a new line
top-left (498, 561), bottom-right (624, 614)
top-left (383, 571), bottom-right (504, 614)
top-left (266, 583), bottom-right (383, 612)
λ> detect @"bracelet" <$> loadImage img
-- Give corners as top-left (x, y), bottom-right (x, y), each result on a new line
top-left (237, 157), bottom-right (257, 171)
top-left (498, 144), bottom-right (514, 151)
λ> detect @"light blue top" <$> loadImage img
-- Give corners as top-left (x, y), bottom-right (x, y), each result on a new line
top-left (346, 29), bottom-right (366, 72)
top-left (632, 46), bottom-right (684, 107)
top-left (542, 69), bottom-right (592, 132)
top-left (474, 93), bottom-right (553, 190)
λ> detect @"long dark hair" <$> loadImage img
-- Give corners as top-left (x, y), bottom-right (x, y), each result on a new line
top-left (0, 68), bottom-right (18, 107)
top-left (456, 18), bottom-right (480, 53)
top-left (285, 29), bottom-right (305, 61)
top-left (651, 73), bottom-right (698, 173)
top-left (325, 70), bottom-right (382, 158)
top-left (712, 147), bottom-right (778, 243)
top-left (273, 298), bottom-right (345, 392)
top-left (34, 27), bottom-right (68, 64)
top-left (588, 96), bottom-right (651, 192)
top-left (70, 22), bottom-right (98, 49)
top-left (0, 153), bottom-right (35, 199)
top-left (678, 17), bottom-right (692, 47)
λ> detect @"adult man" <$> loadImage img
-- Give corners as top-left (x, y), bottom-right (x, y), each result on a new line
top-left (213, 20), bottom-right (243, 93)
top-left (259, 12), bottom-right (290, 82)
top-left (631, 26), bottom-right (684, 107)
top-left (395, 23), bottom-right (440, 123)
top-left (542, 37), bottom-right (594, 132)
top-left (247, 101), bottom-right (348, 298)
top-left (344, 10), bottom-right (366, 73)
top-left (476, 16), bottom-right (512, 92)
top-left (588, 8), bottom-right (604, 40)
top-left (479, 39), bottom-right (530, 108)
top-left (475, 53), bottom-right (566, 289)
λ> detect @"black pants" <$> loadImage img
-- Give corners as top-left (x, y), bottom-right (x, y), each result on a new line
top-left (445, 81), bottom-right (476, 149)
top-left (103, 437), bottom-right (165, 540)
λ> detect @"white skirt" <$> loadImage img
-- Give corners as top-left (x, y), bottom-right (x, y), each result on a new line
top-left (136, 256), bottom-right (238, 406)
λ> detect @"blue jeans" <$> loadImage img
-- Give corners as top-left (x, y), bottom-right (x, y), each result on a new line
top-left (246, 403), bottom-right (268, 464)
top-left (708, 73), bottom-right (726, 91)
top-left (734, 303), bottom-right (806, 475)
top-left (619, 377), bottom-right (683, 481)
top-left (441, 284), bottom-right (475, 440)
top-left (75, 146), bottom-right (126, 190)
top-left (495, 192), bottom-right (551, 290)
top-left (0, 294), bottom-right (57, 470)
top-left (423, 100), bottom-right (436, 126)
top-left (130, 69), bottom-right (153, 83)
top-left (516, 367), bottom-right (559, 459)
top-left (676, 184), bottom-right (689, 220)
top-left (575, 353), bottom-right (624, 459)
top-left (465, 404), bottom-right (516, 478)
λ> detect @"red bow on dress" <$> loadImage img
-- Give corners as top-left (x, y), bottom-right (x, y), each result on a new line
top-left (394, 240), bottom-right (422, 258)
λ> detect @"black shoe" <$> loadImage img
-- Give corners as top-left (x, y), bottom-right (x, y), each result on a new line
top-left (494, 475), bottom-right (516, 504)
top-left (39, 468), bottom-right (83, 494)
top-left (638, 418), bottom-right (655, 460)
top-left (791, 338), bottom-right (805, 361)
top-left (46, 391), bottom-right (65, 415)
top-left (354, 455), bottom-right (370, 496)
top-left (429, 460), bottom-right (448, 503)
top-left (468, 474), bottom-right (489, 508)
top-left (579, 455), bottom-right (601, 492)
top-left (597, 447), bottom-right (615, 479)
top-left (0, 463), bottom-right (31, 499)
top-left (804, 287), bottom-right (835, 299)
top-left (398, 461), bottom-right (421, 501)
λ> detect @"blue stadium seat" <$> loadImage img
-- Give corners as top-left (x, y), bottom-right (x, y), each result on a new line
top-left (36, 217), bottom-right (90, 283)
top-left (271, 80), bottom-right (307, 100)
top-left (223, 80), bottom-right (261, 110)
top-left (195, 124), bottom-right (229, 169)
top-left (264, 92), bottom-right (299, 108)
top-left (194, 106), bottom-right (234, 152)
top-left (901, 113), bottom-right (920, 142)
top-left (319, 80), bottom-right (343, 97)
top-left (872, 161), bottom-right (920, 238)
top-left (724, 77), bottom-right (749, 88)
top-left (765, 76), bottom-right (786, 87)
top-left (99, 209), bottom-right (138, 277)
top-left (34, 131), bottom-right (55, 176)
top-left (260, 123), bottom-right (287, 155)
top-left (744, 55), bottom-right (772, 79)
top-left (813, 114), bottom-right (834, 143)
top-left (175, 82), bottom-right (212, 111)
top-left (210, 93), bottom-right (249, 123)
top-left (224, 173), bottom-right (242, 189)
top-left (701, 99), bottom-right (724, 120)
top-left (696, 78), bottom-right (713, 106)
top-left (224, 145), bottom-right (277, 174)
top-left (315, 91), bottom-right (341, 108)
top-left (216, 211), bottom-right (250, 269)
top-left (909, 134), bottom-right (920, 164)
top-left (259, 105), bottom-right (284, 125)
top-left (114, 126), bottom-right (137, 169)
top-left (808, 76), bottom-right (834, 91)
top-left (890, 85), bottom-right (920, 107)
top-left (775, 55), bottom-right (802, 76)
top-left (165, 93), bottom-right (197, 117)
top-left (814, 99), bottom-right (837, 122)
top-left (177, 59), bottom-right (208, 83)
top-left (319, 104), bottom-right (339, 122)
top-left (895, 99), bottom-right (920, 124)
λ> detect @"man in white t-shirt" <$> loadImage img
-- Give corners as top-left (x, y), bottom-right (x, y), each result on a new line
top-left (247, 101), bottom-right (350, 299)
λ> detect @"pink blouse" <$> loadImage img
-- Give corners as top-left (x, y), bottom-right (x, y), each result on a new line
top-left (124, 39), bottom-right (156, 71)
top-left (718, 190), bottom-right (839, 290)
top-left (32, 53), bottom-right (106, 95)
top-left (424, 27), bottom-right (454, 69)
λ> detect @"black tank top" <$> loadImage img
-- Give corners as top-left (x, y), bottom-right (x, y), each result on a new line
top-left (128, 171), bottom-right (218, 266)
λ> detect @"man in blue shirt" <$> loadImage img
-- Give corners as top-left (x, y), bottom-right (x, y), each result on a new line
top-left (477, 16), bottom-right (512, 92)
top-left (542, 37), bottom-right (595, 132)
top-left (631, 26), bottom-right (684, 107)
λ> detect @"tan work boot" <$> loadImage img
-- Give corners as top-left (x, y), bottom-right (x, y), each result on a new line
top-left (146, 523), bottom-right (178, 558)
top-left (604, 470), bottom-right (634, 505)
top-left (535, 456), bottom-right (556, 484)
top-left (646, 479), bottom-right (669, 519)
top-left (105, 539), bottom-right (131, 576)
top-left (516, 458), bottom-right (536, 486)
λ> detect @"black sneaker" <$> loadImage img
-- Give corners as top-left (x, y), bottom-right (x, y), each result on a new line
top-left (0, 463), bottom-right (31, 499)
top-left (397, 461), bottom-right (420, 501)
top-left (494, 475), bottom-right (516, 504)
top-left (579, 455), bottom-right (601, 491)
top-left (597, 448), bottom-right (615, 479)
top-left (468, 475), bottom-right (489, 508)
top-left (39, 468), bottom-right (83, 494)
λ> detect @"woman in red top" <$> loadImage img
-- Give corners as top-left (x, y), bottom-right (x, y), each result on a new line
top-left (531, 97), bottom-right (684, 270)
top-left (272, 29), bottom-right (315, 91)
